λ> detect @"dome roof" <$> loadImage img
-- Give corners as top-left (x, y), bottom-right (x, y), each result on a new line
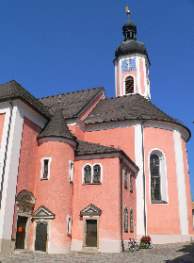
top-left (115, 39), bottom-right (149, 60)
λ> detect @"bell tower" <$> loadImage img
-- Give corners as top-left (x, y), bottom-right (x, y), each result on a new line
top-left (114, 6), bottom-right (151, 99)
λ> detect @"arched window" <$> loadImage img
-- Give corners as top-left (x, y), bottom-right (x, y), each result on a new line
top-left (93, 164), bottom-right (101, 184)
top-left (130, 209), bottom-right (134, 232)
top-left (83, 164), bottom-right (102, 184)
top-left (84, 165), bottom-right (92, 184)
top-left (125, 76), bottom-right (134, 94)
top-left (150, 150), bottom-right (167, 203)
top-left (124, 208), bottom-right (128, 233)
top-left (150, 154), bottom-right (161, 201)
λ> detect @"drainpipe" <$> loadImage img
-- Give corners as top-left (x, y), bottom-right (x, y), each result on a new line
top-left (141, 120), bottom-right (147, 236)
top-left (0, 102), bottom-right (14, 209)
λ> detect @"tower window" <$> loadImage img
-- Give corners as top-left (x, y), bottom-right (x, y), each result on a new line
top-left (40, 157), bottom-right (51, 180)
top-left (69, 160), bottom-right (74, 183)
top-left (125, 76), bottom-right (134, 94)
top-left (66, 215), bottom-right (72, 235)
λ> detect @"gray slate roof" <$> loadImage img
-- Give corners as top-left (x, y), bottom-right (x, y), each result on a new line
top-left (76, 140), bottom-right (120, 156)
top-left (39, 87), bottom-right (104, 119)
top-left (85, 94), bottom-right (186, 127)
top-left (0, 80), bottom-right (50, 118)
top-left (38, 110), bottom-right (75, 141)
top-left (76, 140), bottom-right (139, 170)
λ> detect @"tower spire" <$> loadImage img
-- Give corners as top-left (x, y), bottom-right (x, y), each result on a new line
top-left (125, 5), bottom-right (131, 21)
top-left (122, 6), bottom-right (137, 41)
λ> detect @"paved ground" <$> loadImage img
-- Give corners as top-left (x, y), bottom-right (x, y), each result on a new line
top-left (0, 243), bottom-right (194, 263)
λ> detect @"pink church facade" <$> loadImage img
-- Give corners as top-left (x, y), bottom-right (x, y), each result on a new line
top-left (0, 11), bottom-right (193, 255)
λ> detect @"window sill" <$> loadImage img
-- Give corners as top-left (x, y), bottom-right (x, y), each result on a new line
top-left (83, 183), bottom-right (101, 185)
top-left (40, 178), bottom-right (49, 181)
top-left (151, 200), bottom-right (168, 204)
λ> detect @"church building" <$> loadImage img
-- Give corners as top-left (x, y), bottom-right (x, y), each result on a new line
top-left (0, 9), bottom-right (193, 254)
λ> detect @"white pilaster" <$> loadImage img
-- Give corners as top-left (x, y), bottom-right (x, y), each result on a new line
top-left (173, 130), bottom-right (189, 235)
top-left (115, 63), bottom-right (118, 97)
top-left (135, 123), bottom-right (145, 236)
top-left (0, 103), bottom-right (24, 248)
top-left (136, 57), bottom-right (141, 94)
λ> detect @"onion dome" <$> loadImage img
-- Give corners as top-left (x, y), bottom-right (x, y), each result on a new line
top-left (115, 8), bottom-right (150, 63)
top-left (38, 109), bottom-right (76, 143)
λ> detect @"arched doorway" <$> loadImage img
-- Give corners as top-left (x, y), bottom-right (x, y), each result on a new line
top-left (15, 190), bottom-right (35, 249)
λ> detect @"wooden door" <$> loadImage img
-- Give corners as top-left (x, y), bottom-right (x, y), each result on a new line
top-left (15, 216), bottom-right (28, 249)
top-left (86, 220), bottom-right (97, 247)
top-left (35, 222), bottom-right (48, 252)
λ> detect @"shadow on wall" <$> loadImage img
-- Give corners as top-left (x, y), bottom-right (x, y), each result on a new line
top-left (165, 243), bottom-right (194, 263)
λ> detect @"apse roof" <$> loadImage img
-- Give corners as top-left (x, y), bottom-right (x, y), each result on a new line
top-left (84, 94), bottom-right (191, 139)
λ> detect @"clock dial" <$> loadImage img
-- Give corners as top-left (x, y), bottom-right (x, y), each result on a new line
top-left (121, 58), bottom-right (136, 72)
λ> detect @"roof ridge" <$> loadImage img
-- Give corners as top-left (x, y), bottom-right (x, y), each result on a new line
top-left (39, 86), bottom-right (104, 100)
top-left (77, 140), bottom-right (119, 151)
top-left (100, 93), bottom-right (141, 102)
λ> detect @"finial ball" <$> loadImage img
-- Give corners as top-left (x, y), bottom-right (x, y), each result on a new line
top-left (125, 5), bottom-right (131, 16)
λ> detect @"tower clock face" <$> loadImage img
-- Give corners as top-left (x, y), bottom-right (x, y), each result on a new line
top-left (121, 58), bottom-right (136, 72)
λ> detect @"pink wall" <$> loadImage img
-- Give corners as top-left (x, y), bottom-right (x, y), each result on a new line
top-left (144, 127), bottom-right (180, 234)
top-left (15, 118), bottom-right (41, 247)
top-left (84, 126), bottom-right (135, 161)
top-left (17, 118), bottom-right (40, 194)
top-left (72, 158), bottom-right (122, 242)
top-left (68, 123), bottom-right (85, 141)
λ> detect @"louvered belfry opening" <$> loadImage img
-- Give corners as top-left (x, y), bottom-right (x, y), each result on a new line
top-left (125, 76), bottom-right (134, 94)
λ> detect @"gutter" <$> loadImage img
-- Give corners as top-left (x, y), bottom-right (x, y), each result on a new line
top-left (0, 102), bottom-right (14, 208)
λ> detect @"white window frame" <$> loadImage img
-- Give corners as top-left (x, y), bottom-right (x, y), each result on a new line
top-left (148, 149), bottom-right (168, 203)
top-left (82, 163), bottom-right (103, 184)
top-left (68, 160), bottom-right (74, 183)
top-left (40, 157), bottom-right (52, 180)
top-left (66, 215), bottom-right (72, 235)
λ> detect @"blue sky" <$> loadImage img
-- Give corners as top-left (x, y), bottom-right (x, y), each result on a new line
top-left (0, 1), bottom-right (194, 198)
